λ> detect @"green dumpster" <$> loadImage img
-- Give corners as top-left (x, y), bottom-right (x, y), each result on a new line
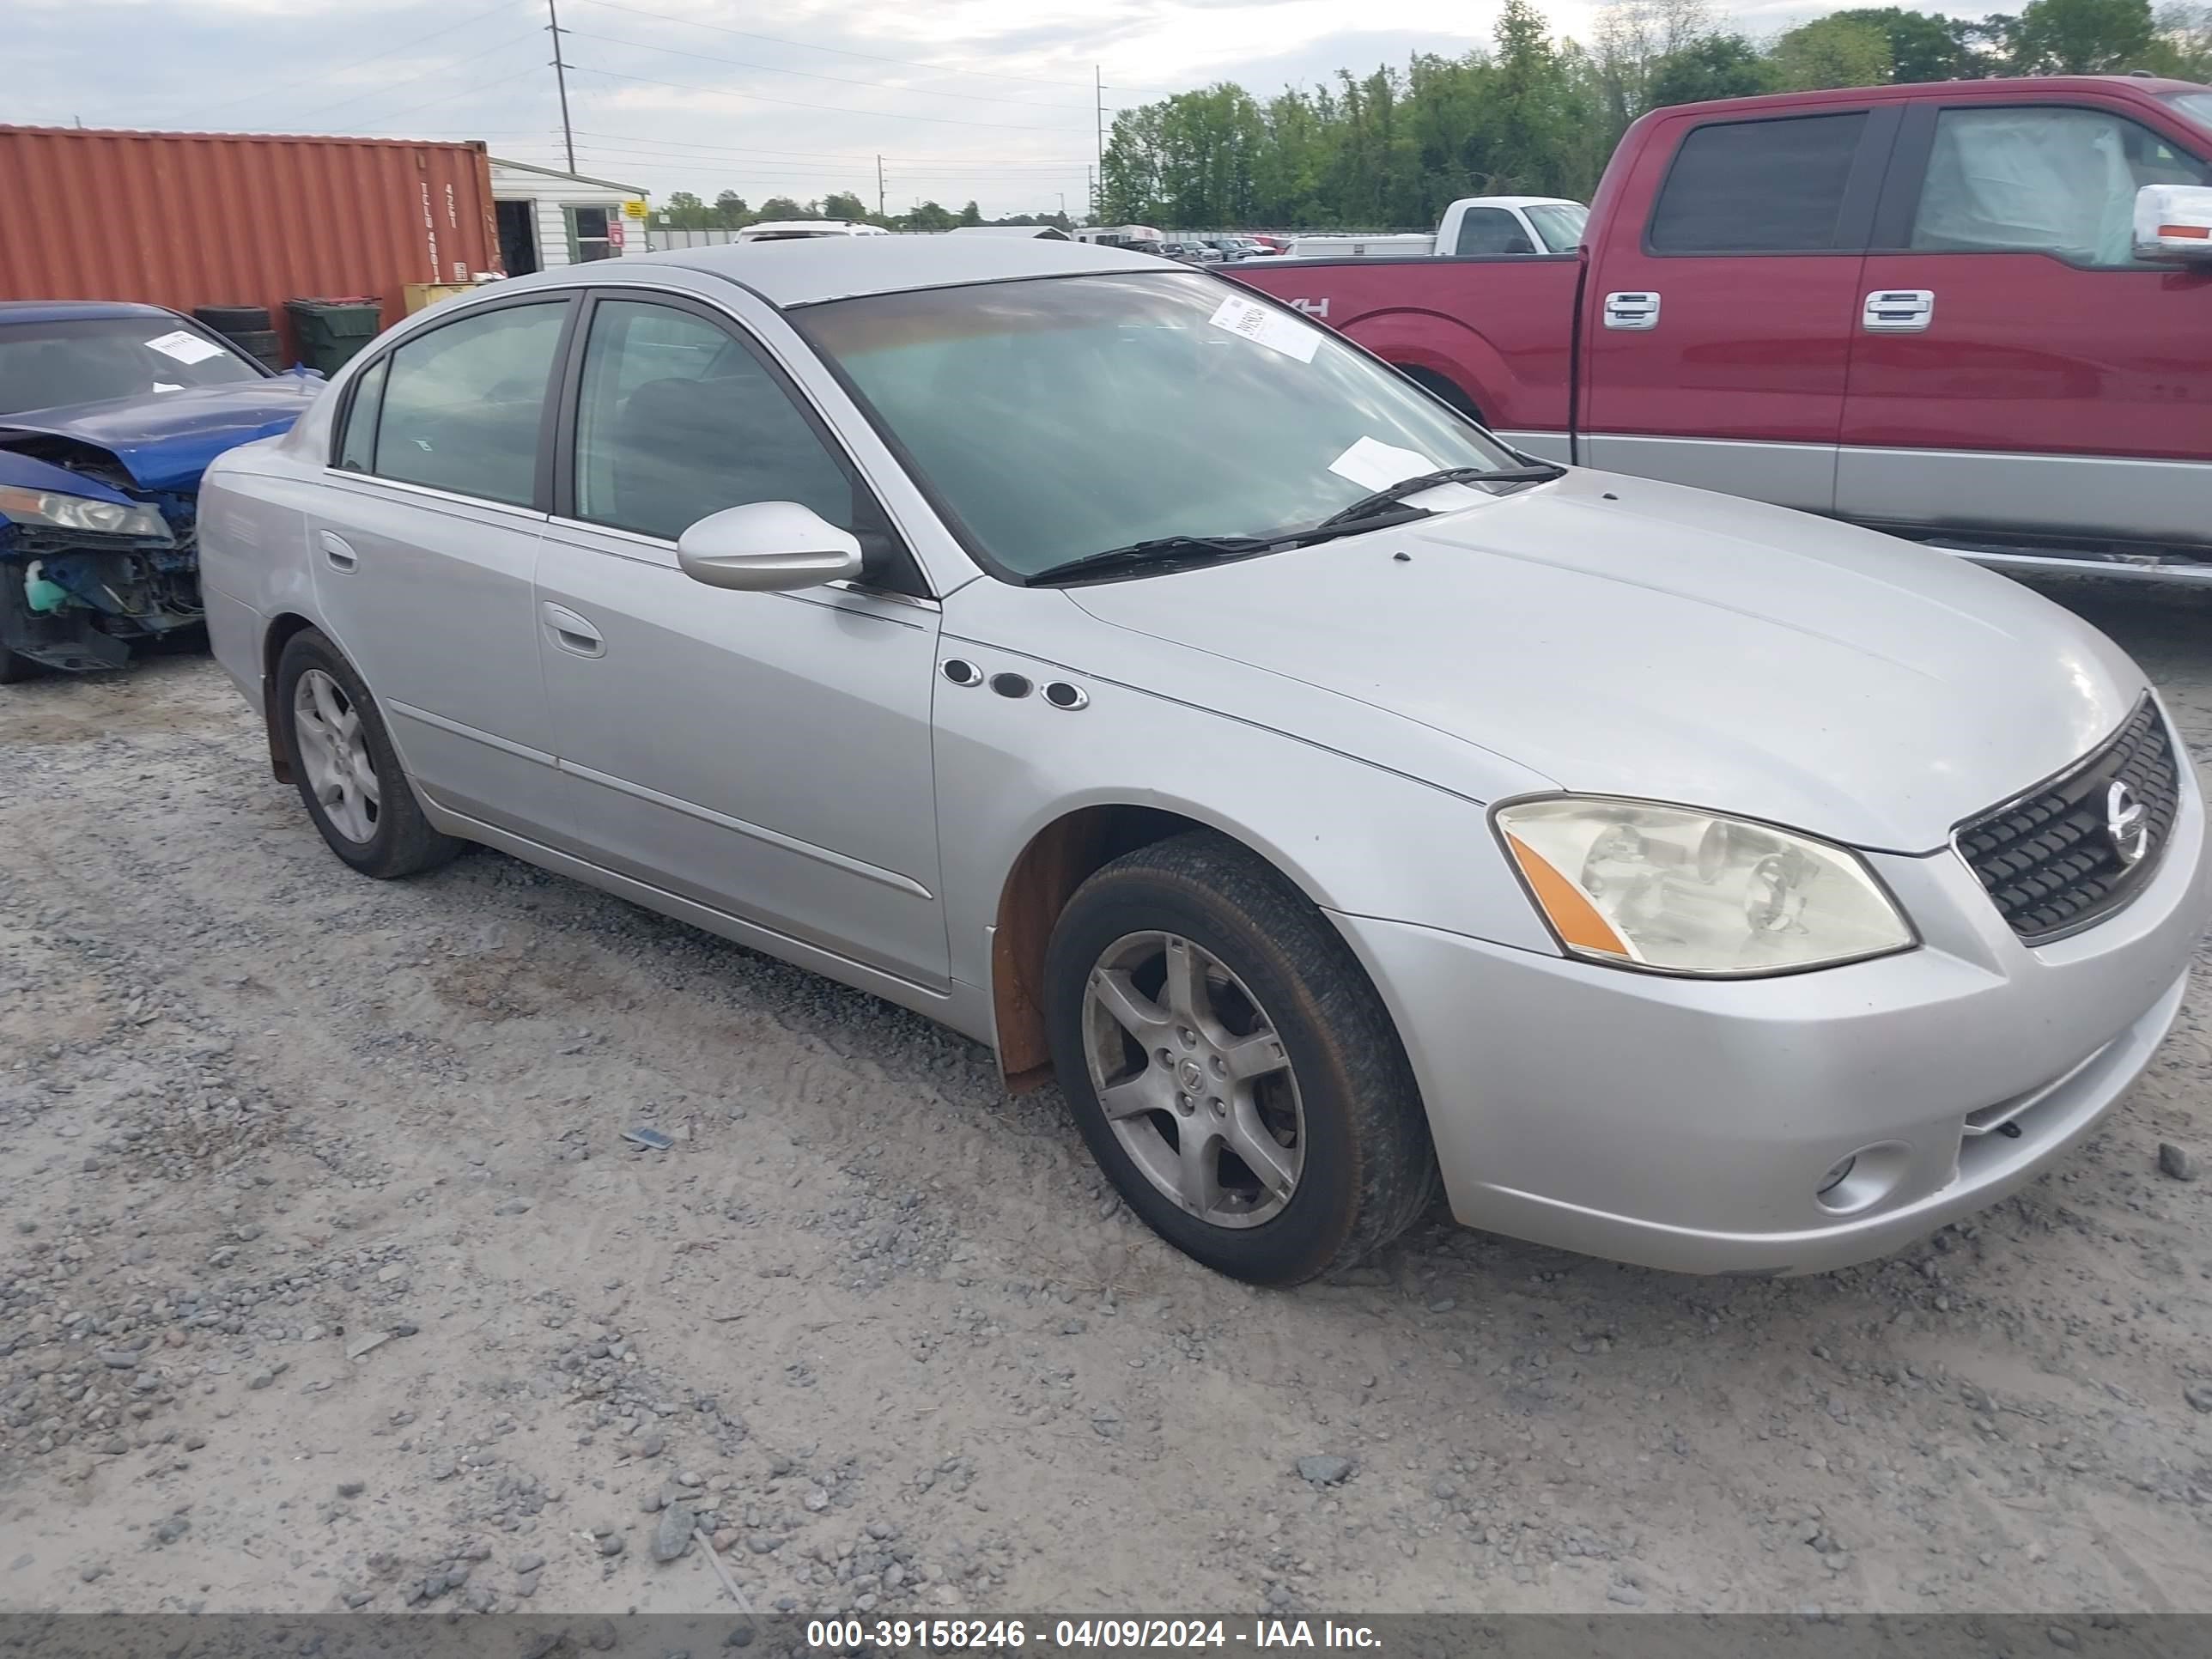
top-left (283, 297), bottom-right (384, 374)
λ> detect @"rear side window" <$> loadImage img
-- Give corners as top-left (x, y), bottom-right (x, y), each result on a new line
top-left (368, 303), bottom-right (568, 507)
top-left (1454, 208), bottom-right (1537, 256)
top-left (335, 355), bottom-right (387, 473)
top-left (1649, 112), bottom-right (1870, 253)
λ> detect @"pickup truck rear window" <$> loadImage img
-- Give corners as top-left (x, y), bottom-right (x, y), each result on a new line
top-left (1649, 112), bottom-right (1869, 254)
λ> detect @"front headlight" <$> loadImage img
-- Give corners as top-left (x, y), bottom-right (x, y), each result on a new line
top-left (0, 485), bottom-right (172, 541)
top-left (1495, 796), bottom-right (1913, 976)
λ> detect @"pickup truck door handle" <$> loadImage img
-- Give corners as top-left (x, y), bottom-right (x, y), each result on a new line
top-left (1602, 291), bottom-right (1660, 331)
top-left (318, 530), bottom-right (358, 573)
top-left (1863, 289), bottom-right (1935, 332)
top-left (540, 602), bottom-right (605, 658)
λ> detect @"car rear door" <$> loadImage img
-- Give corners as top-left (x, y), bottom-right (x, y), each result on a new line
top-left (531, 289), bottom-right (949, 988)
top-left (311, 292), bottom-right (575, 834)
top-left (1581, 101), bottom-right (1899, 513)
top-left (1838, 94), bottom-right (2212, 547)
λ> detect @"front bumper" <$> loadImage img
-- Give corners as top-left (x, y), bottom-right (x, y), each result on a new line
top-left (1333, 739), bottom-right (2211, 1275)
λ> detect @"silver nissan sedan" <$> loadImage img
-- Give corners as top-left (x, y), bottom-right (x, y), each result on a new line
top-left (197, 239), bottom-right (2210, 1286)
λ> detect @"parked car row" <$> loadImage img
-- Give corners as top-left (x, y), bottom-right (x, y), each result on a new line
top-left (179, 226), bottom-right (2206, 1287)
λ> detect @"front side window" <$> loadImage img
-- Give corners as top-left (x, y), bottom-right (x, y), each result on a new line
top-left (1525, 202), bottom-right (1589, 252)
top-left (1649, 112), bottom-right (1870, 253)
top-left (1454, 208), bottom-right (1537, 256)
top-left (0, 317), bottom-right (261, 417)
top-left (369, 302), bottom-right (568, 507)
top-left (1911, 106), bottom-right (2209, 268)
top-left (572, 299), bottom-right (854, 543)
top-left (2166, 91), bottom-right (2212, 135)
top-left (802, 271), bottom-right (1519, 581)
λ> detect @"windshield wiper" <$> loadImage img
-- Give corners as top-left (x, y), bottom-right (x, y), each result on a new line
top-left (1027, 533), bottom-right (1274, 586)
top-left (1316, 463), bottom-right (1565, 529)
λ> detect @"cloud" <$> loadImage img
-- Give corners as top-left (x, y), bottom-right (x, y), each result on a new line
top-left (6, 0), bottom-right (1988, 217)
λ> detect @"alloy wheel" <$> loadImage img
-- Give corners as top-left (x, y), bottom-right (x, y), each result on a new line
top-left (292, 667), bottom-right (380, 844)
top-left (1079, 930), bottom-right (1305, 1228)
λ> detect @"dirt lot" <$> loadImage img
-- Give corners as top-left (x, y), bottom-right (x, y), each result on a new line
top-left (2, 574), bottom-right (2209, 1618)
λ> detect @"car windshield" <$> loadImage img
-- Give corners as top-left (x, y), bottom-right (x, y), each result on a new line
top-left (2166, 91), bottom-right (2212, 133)
top-left (0, 317), bottom-right (262, 417)
top-left (1525, 203), bottom-right (1589, 252)
top-left (802, 270), bottom-right (1519, 580)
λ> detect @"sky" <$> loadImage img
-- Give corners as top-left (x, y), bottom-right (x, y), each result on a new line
top-left (11, 0), bottom-right (1880, 220)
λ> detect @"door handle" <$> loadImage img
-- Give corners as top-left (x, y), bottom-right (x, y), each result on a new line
top-left (1863, 289), bottom-right (1934, 332)
top-left (540, 601), bottom-right (605, 658)
top-left (319, 530), bottom-right (358, 572)
top-left (1602, 290), bottom-right (1660, 330)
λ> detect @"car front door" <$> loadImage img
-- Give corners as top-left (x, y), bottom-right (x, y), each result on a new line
top-left (1580, 102), bottom-right (1899, 513)
top-left (532, 290), bottom-right (948, 987)
top-left (311, 294), bottom-right (574, 833)
top-left (1838, 96), bottom-right (2212, 546)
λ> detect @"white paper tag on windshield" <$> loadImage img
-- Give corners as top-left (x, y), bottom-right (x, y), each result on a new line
top-left (1207, 295), bottom-right (1319, 363)
top-left (152, 382), bottom-right (183, 393)
top-left (145, 330), bottom-right (226, 365)
top-left (1328, 435), bottom-right (1442, 492)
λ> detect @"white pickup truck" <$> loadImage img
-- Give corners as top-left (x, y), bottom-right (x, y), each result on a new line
top-left (1288, 196), bottom-right (1587, 259)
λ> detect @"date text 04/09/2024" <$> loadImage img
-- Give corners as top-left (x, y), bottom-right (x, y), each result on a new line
top-left (803, 1620), bottom-right (1383, 1650)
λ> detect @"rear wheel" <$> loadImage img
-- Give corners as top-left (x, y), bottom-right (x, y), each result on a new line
top-left (1044, 830), bottom-right (1437, 1285)
top-left (274, 629), bottom-right (461, 878)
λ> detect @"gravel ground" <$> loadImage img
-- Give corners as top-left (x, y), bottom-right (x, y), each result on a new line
top-left (1, 573), bottom-right (2208, 1618)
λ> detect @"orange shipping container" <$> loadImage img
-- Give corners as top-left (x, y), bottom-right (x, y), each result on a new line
top-left (0, 125), bottom-right (500, 358)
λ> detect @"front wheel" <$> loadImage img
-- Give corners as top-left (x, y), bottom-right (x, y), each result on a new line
top-left (274, 628), bottom-right (462, 878)
top-left (1043, 830), bottom-right (1438, 1285)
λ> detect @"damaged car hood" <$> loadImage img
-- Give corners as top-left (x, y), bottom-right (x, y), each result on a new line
top-left (1063, 469), bottom-right (2147, 853)
top-left (0, 445), bottom-right (139, 507)
top-left (0, 375), bottom-right (323, 495)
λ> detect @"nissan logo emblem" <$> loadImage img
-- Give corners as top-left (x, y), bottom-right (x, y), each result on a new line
top-left (2106, 779), bottom-right (2151, 866)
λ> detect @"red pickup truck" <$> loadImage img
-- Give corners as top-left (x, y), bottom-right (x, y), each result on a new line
top-left (1229, 76), bottom-right (2212, 579)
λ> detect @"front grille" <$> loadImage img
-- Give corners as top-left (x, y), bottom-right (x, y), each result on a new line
top-left (1955, 698), bottom-right (2179, 943)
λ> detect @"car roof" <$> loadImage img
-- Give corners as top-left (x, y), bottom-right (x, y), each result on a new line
top-left (592, 235), bottom-right (1170, 307)
top-left (0, 299), bottom-right (178, 326)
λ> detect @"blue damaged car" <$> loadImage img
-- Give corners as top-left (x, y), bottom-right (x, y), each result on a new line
top-left (0, 301), bottom-right (324, 680)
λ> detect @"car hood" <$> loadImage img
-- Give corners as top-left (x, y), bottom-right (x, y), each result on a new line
top-left (1063, 470), bottom-right (2147, 852)
top-left (0, 375), bottom-right (323, 495)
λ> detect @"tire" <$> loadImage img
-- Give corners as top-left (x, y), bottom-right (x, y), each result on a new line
top-left (0, 638), bottom-right (38, 684)
top-left (1043, 830), bottom-right (1438, 1286)
top-left (193, 304), bottom-right (270, 331)
top-left (274, 628), bottom-right (462, 878)
top-left (222, 328), bottom-right (282, 357)
top-left (1398, 365), bottom-right (1483, 422)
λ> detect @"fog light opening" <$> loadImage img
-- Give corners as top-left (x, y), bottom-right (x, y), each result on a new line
top-left (1814, 1142), bottom-right (1911, 1216)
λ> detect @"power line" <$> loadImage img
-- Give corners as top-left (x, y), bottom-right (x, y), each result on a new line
top-left (566, 139), bottom-right (1085, 171)
top-left (179, 0), bottom-right (527, 118)
top-left (562, 64), bottom-right (1091, 132)
top-left (561, 27), bottom-right (1086, 109)
top-left (574, 0), bottom-right (1124, 91)
top-left (567, 127), bottom-right (1091, 163)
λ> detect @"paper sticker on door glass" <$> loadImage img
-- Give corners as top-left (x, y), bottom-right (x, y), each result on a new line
top-left (144, 330), bottom-right (228, 366)
top-left (1206, 296), bottom-right (1320, 363)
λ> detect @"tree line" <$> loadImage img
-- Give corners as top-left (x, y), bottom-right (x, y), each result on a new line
top-left (1095, 0), bottom-right (2212, 230)
top-left (650, 191), bottom-right (1075, 234)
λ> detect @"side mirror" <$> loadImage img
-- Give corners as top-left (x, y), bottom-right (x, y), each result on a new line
top-left (2133, 184), bottom-right (2212, 264)
top-left (677, 501), bottom-right (864, 592)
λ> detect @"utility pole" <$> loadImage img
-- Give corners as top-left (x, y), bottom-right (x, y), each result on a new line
top-left (877, 155), bottom-right (885, 221)
top-left (1094, 65), bottom-right (1104, 218)
top-left (546, 0), bottom-right (576, 174)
